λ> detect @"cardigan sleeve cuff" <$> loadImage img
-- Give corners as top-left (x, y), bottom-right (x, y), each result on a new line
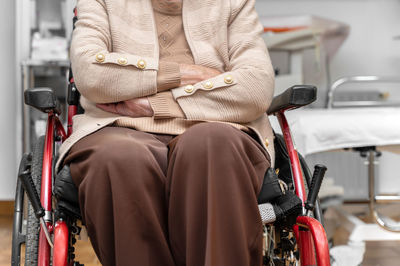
top-left (157, 61), bottom-right (181, 92)
top-left (148, 91), bottom-right (185, 119)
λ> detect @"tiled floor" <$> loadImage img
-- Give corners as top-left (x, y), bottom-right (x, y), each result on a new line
top-left (1, 203), bottom-right (400, 265)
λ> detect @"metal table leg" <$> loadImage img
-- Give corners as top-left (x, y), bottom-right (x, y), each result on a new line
top-left (367, 150), bottom-right (400, 232)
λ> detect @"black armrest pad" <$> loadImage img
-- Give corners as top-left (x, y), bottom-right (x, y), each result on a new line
top-left (267, 85), bottom-right (317, 115)
top-left (24, 87), bottom-right (61, 114)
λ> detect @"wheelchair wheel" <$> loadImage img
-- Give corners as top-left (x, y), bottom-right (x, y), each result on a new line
top-left (25, 136), bottom-right (45, 265)
top-left (11, 170), bottom-right (27, 265)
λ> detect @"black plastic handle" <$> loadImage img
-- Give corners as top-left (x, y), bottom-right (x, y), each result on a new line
top-left (19, 171), bottom-right (45, 219)
top-left (18, 155), bottom-right (45, 220)
top-left (305, 164), bottom-right (327, 212)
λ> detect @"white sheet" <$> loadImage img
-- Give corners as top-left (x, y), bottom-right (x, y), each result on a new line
top-left (270, 108), bottom-right (400, 156)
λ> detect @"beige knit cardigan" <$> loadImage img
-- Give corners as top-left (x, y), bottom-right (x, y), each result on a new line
top-left (57, 0), bottom-right (276, 169)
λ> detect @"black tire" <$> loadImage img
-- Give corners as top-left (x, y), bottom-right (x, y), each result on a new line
top-left (25, 136), bottom-right (45, 265)
top-left (11, 177), bottom-right (26, 265)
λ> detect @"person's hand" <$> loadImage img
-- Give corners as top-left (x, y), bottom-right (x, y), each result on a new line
top-left (179, 64), bottom-right (222, 86)
top-left (96, 97), bottom-right (154, 117)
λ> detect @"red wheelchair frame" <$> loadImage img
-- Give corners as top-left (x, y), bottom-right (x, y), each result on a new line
top-left (278, 111), bottom-right (330, 266)
top-left (12, 87), bottom-right (330, 266)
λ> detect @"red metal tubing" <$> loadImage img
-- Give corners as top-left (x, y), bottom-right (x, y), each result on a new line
top-left (299, 229), bottom-right (317, 266)
top-left (53, 220), bottom-right (69, 266)
top-left (41, 113), bottom-right (54, 210)
top-left (38, 113), bottom-right (55, 266)
top-left (277, 111), bottom-right (307, 203)
top-left (297, 216), bottom-right (331, 266)
top-left (294, 225), bottom-right (317, 266)
top-left (277, 110), bottom-right (330, 265)
top-left (55, 116), bottom-right (67, 142)
top-left (38, 229), bottom-right (50, 266)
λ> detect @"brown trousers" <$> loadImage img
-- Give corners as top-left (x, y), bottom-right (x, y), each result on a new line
top-left (64, 123), bottom-right (271, 266)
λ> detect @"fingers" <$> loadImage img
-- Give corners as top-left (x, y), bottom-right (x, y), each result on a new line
top-left (96, 103), bottom-right (118, 114)
top-left (97, 102), bottom-right (134, 117)
top-left (96, 99), bottom-right (153, 118)
top-left (125, 98), bottom-right (154, 117)
top-left (179, 64), bottom-right (222, 86)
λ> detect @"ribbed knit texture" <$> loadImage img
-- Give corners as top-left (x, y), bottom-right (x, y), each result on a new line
top-left (145, 0), bottom-right (193, 119)
top-left (156, 61), bottom-right (181, 92)
top-left (148, 91), bottom-right (185, 119)
top-left (57, 0), bottom-right (276, 170)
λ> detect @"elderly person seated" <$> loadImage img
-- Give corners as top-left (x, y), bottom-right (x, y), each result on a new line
top-left (59, 0), bottom-right (275, 265)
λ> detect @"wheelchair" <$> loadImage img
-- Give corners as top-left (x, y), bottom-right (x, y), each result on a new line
top-left (11, 80), bottom-right (330, 266)
top-left (11, 8), bottom-right (330, 266)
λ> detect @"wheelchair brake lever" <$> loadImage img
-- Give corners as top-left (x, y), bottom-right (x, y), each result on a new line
top-left (18, 153), bottom-right (54, 248)
top-left (18, 154), bottom-right (45, 219)
top-left (305, 164), bottom-right (327, 214)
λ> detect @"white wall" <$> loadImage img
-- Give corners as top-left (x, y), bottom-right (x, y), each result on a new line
top-left (0, 0), bottom-right (16, 200)
top-left (256, 0), bottom-right (400, 81)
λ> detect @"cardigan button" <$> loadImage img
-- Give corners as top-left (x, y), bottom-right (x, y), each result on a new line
top-left (137, 59), bottom-right (147, 69)
top-left (224, 75), bottom-right (233, 84)
top-left (264, 138), bottom-right (269, 147)
top-left (184, 85), bottom-right (194, 93)
top-left (203, 81), bottom-right (214, 89)
top-left (95, 53), bottom-right (105, 63)
top-left (117, 57), bottom-right (128, 65)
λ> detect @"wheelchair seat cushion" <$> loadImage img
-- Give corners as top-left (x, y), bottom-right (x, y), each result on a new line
top-left (258, 192), bottom-right (303, 226)
top-left (55, 165), bottom-right (80, 207)
top-left (57, 199), bottom-right (82, 220)
top-left (272, 191), bottom-right (303, 228)
top-left (257, 168), bottom-right (284, 204)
